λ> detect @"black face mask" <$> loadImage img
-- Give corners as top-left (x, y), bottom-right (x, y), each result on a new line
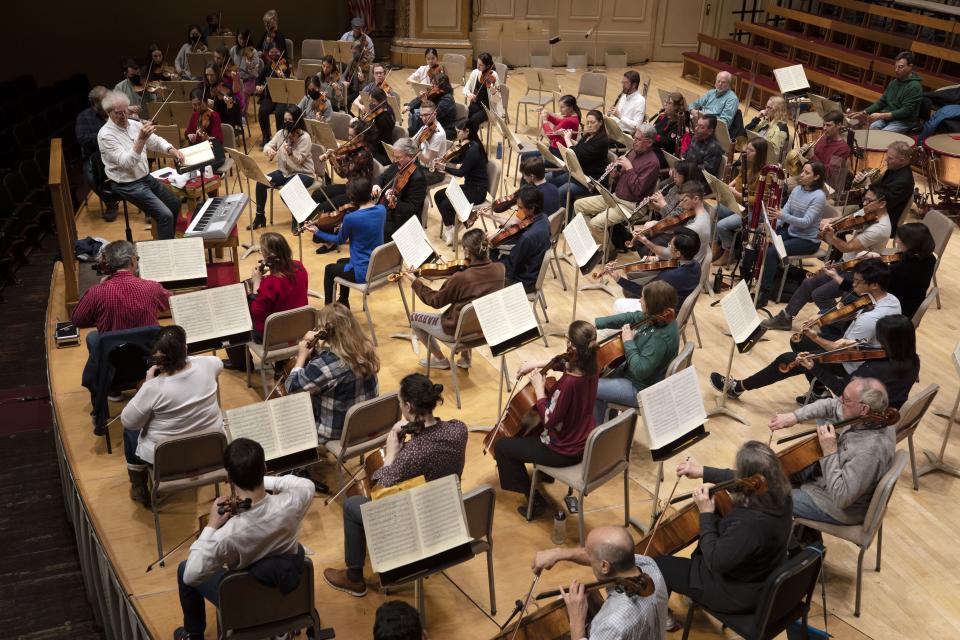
top-left (284, 122), bottom-right (295, 132)
top-left (130, 74), bottom-right (141, 85)
top-left (308, 89), bottom-right (321, 100)
top-left (191, 34), bottom-right (201, 43)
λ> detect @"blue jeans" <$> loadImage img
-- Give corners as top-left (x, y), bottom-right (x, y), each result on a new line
top-left (594, 370), bottom-right (640, 425)
top-left (343, 494), bottom-right (371, 582)
top-left (921, 104), bottom-right (960, 141)
top-left (123, 428), bottom-right (147, 467)
top-left (178, 560), bottom-right (226, 635)
top-left (110, 175), bottom-right (180, 239)
top-left (255, 171), bottom-right (315, 214)
top-left (759, 229), bottom-right (820, 293)
top-left (792, 488), bottom-right (844, 524)
top-left (869, 119), bottom-right (911, 133)
top-left (548, 171), bottom-right (590, 220)
top-left (715, 204), bottom-right (743, 250)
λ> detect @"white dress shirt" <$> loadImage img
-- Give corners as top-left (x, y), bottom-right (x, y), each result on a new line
top-left (97, 118), bottom-right (175, 183)
top-left (407, 64), bottom-right (431, 85)
top-left (611, 91), bottom-right (647, 134)
top-left (182, 474), bottom-right (315, 585)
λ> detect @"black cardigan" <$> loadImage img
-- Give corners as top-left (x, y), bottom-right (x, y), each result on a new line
top-left (445, 140), bottom-right (489, 192)
top-left (572, 133), bottom-right (610, 179)
top-left (814, 357), bottom-right (920, 409)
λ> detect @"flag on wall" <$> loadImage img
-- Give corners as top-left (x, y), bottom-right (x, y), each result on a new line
top-left (349, 0), bottom-right (376, 32)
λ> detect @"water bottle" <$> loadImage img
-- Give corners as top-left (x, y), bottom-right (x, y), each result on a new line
top-left (551, 511), bottom-right (567, 545)
top-left (496, 141), bottom-right (503, 160)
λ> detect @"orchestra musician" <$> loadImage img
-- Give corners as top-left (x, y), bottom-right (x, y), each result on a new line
top-left (345, 40), bottom-right (372, 110)
top-left (681, 114), bottom-right (724, 186)
top-left (113, 58), bottom-right (152, 108)
top-left (433, 119), bottom-right (489, 246)
top-left (609, 228), bottom-right (701, 313)
top-left (594, 280), bottom-right (680, 426)
top-left (120, 325), bottom-right (223, 506)
top-left (688, 71), bottom-right (739, 128)
top-left (146, 44), bottom-right (177, 83)
top-left (495, 320), bottom-right (600, 520)
top-left (488, 158), bottom-right (561, 233)
top-left (185, 87), bottom-right (225, 171)
top-left (713, 138), bottom-right (767, 267)
top-left (250, 106), bottom-right (314, 232)
top-left (787, 110), bottom-right (850, 191)
top-left (353, 64), bottom-right (399, 117)
top-left (531, 526), bottom-right (669, 639)
top-left (661, 442), bottom-right (792, 627)
top-left (364, 87), bottom-right (397, 166)
top-left (295, 74), bottom-right (334, 122)
top-left (711, 259), bottom-right (901, 400)
top-left (404, 229), bottom-right (505, 370)
top-left (632, 182), bottom-right (711, 264)
top-left (319, 54), bottom-right (346, 112)
top-left (649, 91), bottom-right (688, 169)
top-left (411, 100), bottom-right (448, 186)
top-left (175, 24), bottom-right (207, 80)
top-left (573, 124), bottom-right (661, 248)
top-left (608, 70), bottom-right (647, 136)
top-left (96, 91), bottom-right (184, 240)
top-left (406, 47), bottom-right (440, 85)
top-left (285, 302), bottom-right (381, 443)
top-left (523, 94), bottom-right (581, 161)
top-left (223, 233), bottom-right (308, 370)
top-left (546, 109), bottom-right (609, 219)
top-left (340, 16), bottom-right (375, 61)
top-left (254, 45), bottom-right (293, 145)
top-left (310, 119), bottom-right (374, 222)
top-left (201, 12), bottom-right (224, 39)
top-left (258, 9), bottom-right (289, 59)
top-left (872, 223), bottom-right (936, 318)
top-left (464, 52), bottom-right (505, 127)
top-left (494, 185), bottom-right (551, 294)
top-left (307, 178), bottom-right (386, 306)
top-left (232, 32), bottom-right (263, 111)
top-left (641, 160), bottom-right (700, 225)
top-left (374, 601), bottom-right (427, 640)
top-left (76, 86), bottom-right (119, 221)
top-left (175, 438), bottom-right (315, 640)
top-left (322, 374), bottom-right (467, 597)
top-left (763, 185), bottom-right (892, 331)
top-left (754, 161), bottom-right (828, 309)
top-left (745, 96), bottom-right (789, 162)
top-left (850, 52), bottom-right (922, 133)
top-left (851, 141), bottom-right (915, 234)
top-left (404, 71), bottom-right (456, 139)
top-left (765, 378), bottom-right (896, 525)
top-left (373, 137), bottom-right (426, 238)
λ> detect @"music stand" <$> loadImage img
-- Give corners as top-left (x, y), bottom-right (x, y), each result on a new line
top-left (226, 147), bottom-right (275, 259)
top-left (550, 213), bottom-right (602, 338)
top-left (633, 428), bottom-right (710, 534)
top-left (920, 343), bottom-right (960, 479)
top-left (580, 184), bottom-right (627, 297)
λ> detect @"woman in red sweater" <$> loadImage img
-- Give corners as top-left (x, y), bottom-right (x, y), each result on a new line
top-left (224, 232), bottom-right (309, 369)
top-left (493, 320), bottom-right (600, 519)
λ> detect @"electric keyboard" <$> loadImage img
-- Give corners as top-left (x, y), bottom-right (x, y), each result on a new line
top-left (184, 193), bottom-right (249, 241)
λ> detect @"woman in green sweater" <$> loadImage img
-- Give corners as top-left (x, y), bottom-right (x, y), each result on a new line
top-left (593, 280), bottom-right (680, 424)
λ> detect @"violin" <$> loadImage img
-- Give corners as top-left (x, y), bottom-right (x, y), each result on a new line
top-left (591, 258), bottom-right (680, 280)
top-left (416, 121), bottom-right (437, 146)
top-left (387, 260), bottom-right (470, 282)
top-left (776, 408), bottom-right (900, 476)
top-left (299, 202), bottom-right (358, 236)
top-left (361, 100), bottom-right (388, 124)
top-left (196, 110), bottom-right (213, 141)
top-left (778, 341), bottom-right (886, 374)
top-left (483, 353), bottom-right (570, 457)
top-left (635, 474), bottom-right (768, 558)
top-left (791, 294), bottom-right (873, 343)
top-left (313, 91), bottom-right (328, 116)
top-left (489, 207), bottom-right (535, 248)
top-left (624, 208), bottom-right (697, 248)
top-left (379, 157), bottom-right (419, 209)
top-left (595, 308), bottom-right (676, 374)
top-left (819, 207), bottom-right (882, 239)
top-left (431, 139), bottom-right (469, 174)
top-left (216, 493), bottom-right (253, 515)
top-left (818, 252), bottom-right (901, 274)
top-left (466, 188), bottom-right (519, 228)
top-left (243, 260), bottom-right (269, 295)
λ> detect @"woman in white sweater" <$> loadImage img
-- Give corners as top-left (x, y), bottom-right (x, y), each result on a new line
top-left (463, 52), bottom-right (505, 127)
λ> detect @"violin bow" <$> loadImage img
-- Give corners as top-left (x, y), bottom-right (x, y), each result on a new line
top-left (138, 58), bottom-right (156, 112)
top-left (642, 457), bottom-right (688, 557)
top-left (506, 572), bottom-right (541, 640)
top-left (323, 462), bottom-right (368, 506)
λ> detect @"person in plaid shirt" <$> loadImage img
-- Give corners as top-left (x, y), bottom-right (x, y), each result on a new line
top-left (284, 302), bottom-right (379, 442)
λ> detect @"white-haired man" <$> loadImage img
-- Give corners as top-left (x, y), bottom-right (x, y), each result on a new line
top-left (689, 71), bottom-right (739, 128)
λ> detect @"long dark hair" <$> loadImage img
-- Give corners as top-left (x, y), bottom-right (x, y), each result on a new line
top-left (733, 441), bottom-right (792, 509)
top-left (259, 232), bottom-right (297, 279)
top-left (745, 138), bottom-right (768, 177)
top-left (876, 314), bottom-right (917, 369)
top-left (584, 110), bottom-right (608, 143)
top-left (803, 161), bottom-right (826, 191)
top-left (567, 320), bottom-right (599, 377)
top-left (285, 105), bottom-right (307, 133)
top-left (896, 222), bottom-right (935, 260)
top-left (153, 325), bottom-right (188, 374)
top-left (558, 94), bottom-right (582, 123)
top-left (456, 118), bottom-right (485, 156)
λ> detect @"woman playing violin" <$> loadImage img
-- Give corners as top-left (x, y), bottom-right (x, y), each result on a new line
top-left (662, 442), bottom-right (792, 621)
top-left (433, 119), bottom-right (489, 246)
top-left (610, 228), bottom-right (701, 314)
top-left (406, 47), bottom-right (440, 85)
top-left (649, 91), bottom-right (689, 168)
top-left (323, 373), bottom-right (467, 598)
top-left (318, 55), bottom-right (345, 112)
top-left (295, 74), bottom-right (333, 123)
top-left (231, 31), bottom-right (262, 111)
top-left (249, 105), bottom-right (314, 231)
top-left (362, 87), bottom-right (397, 166)
top-left (175, 24), bottom-right (207, 80)
top-left (495, 320), bottom-right (599, 520)
top-left (185, 88), bottom-right (226, 171)
top-left (493, 185), bottom-right (551, 294)
top-left (306, 178), bottom-right (386, 306)
top-left (463, 52), bottom-right (505, 127)
top-left (594, 281), bottom-right (680, 425)
top-left (255, 46), bottom-right (293, 144)
top-left (310, 119), bottom-right (374, 224)
top-left (285, 303), bottom-right (380, 443)
top-left (405, 229), bottom-right (505, 370)
top-left (146, 44), bottom-right (177, 82)
top-left (404, 70), bottom-right (456, 140)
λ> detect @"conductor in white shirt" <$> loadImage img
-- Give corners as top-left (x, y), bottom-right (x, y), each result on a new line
top-left (609, 71), bottom-right (646, 135)
top-left (97, 90), bottom-right (185, 240)
top-left (175, 438), bottom-right (315, 640)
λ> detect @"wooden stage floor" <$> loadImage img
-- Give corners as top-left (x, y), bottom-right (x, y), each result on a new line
top-left (46, 62), bottom-right (960, 639)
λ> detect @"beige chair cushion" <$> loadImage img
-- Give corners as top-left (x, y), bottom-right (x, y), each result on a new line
top-left (325, 433), bottom-right (389, 460)
top-left (536, 462), bottom-right (585, 491)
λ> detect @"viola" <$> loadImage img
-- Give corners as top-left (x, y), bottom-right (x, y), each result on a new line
top-left (778, 342), bottom-right (886, 374)
top-left (625, 208), bottom-right (697, 248)
top-left (592, 258), bottom-right (680, 280)
top-left (819, 252), bottom-right (902, 273)
top-left (216, 493), bottom-right (253, 515)
top-left (489, 208), bottom-right (535, 248)
top-left (361, 100), bottom-right (387, 124)
top-left (776, 408), bottom-right (899, 476)
top-left (387, 260), bottom-right (470, 282)
top-left (534, 574), bottom-right (655, 602)
top-left (819, 207), bottom-right (882, 239)
top-left (416, 121), bottom-right (437, 146)
top-left (380, 158), bottom-right (418, 209)
top-left (791, 294), bottom-right (873, 343)
top-left (595, 308), bottom-right (676, 375)
top-left (483, 354), bottom-right (569, 457)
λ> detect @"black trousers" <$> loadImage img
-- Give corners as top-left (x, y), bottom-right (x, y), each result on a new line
top-left (312, 183), bottom-right (348, 210)
top-left (654, 555), bottom-right (760, 615)
top-left (493, 434), bottom-right (582, 495)
top-left (434, 183), bottom-right (488, 226)
top-left (324, 258), bottom-right (356, 306)
top-left (257, 98), bottom-right (286, 141)
top-left (741, 334), bottom-right (846, 391)
top-left (468, 102), bottom-right (489, 128)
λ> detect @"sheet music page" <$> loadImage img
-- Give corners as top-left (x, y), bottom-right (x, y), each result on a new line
top-left (391, 216), bottom-right (435, 268)
top-left (762, 204), bottom-right (787, 259)
top-left (223, 402), bottom-right (280, 459)
top-left (170, 289), bottom-right (216, 343)
top-left (472, 283), bottom-right (538, 347)
top-left (773, 64), bottom-right (810, 93)
top-left (268, 393), bottom-right (319, 458)
top-left (210, 284), bottom-right (253, 335)
top-left (704, 173), bottom-right (744, 214)
top-left (137, 237), bottom-right (207, 283)
top-left (361, 491), bottom-right (424, 574)
top-left (563, 214), bottom-right (600, 268)
top-left (410, 475), bottom-right (472, 558)
top-left (720, 280), bottom-right (761, 345)
top-left (444, 179), bottom-right (474, 223)
top-left (279, 175), bottom-right (319, 224)
top-left (179, 141), bottom-right (215, 166)
top-left (640, 366), bottom-right (707, 450)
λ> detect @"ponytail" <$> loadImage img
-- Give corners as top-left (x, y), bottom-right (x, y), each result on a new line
top-left (567, 320), bottom-right (599, 377)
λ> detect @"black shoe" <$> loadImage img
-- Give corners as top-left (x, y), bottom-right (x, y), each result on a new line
top-left (221, 358), bottom-right (245, 371)
top-left (246, 214), bottom-right (266, 230)
top-left (710, 372), bottom-right (744, 399)
top-left (102, 206), bottom-right (118, 222)
top-left (795, 388), bottom-right (829, 406)
top-left (518, 492), bottom-right (548, 521)
top-left (315, 243), bottom-right (335, 254)
top-left (755, 290), bottom-right (771, 309)
top-left (762, 310), bottom-right (793, 331)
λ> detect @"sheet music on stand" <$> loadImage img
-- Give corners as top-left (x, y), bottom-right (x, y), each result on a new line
top-left (762, 203), bottom-right (787, 261)
top-left (773, 64), bottom-right (810, 95)
top-left (703, 171), bottom-right (744, 214)
top-left (720, 280), bottom-right (767, 353)
top-left (177, 141), bottom-right (216, 172)
top-left (278, 175), bottom-right (320, 224)
top-left (170, 283), bottom-right (252, 353)
top-left (136, 237), bottom-right (207, 289)
top-left (473, 283), bottom-right (542, 357)
top-left (563, 213), bottom-right (602, 275)
top-left (391, 215), bottom-right (437, 269)
top-left (444, 179), bottom-right (474, 224)
top-left (639, 366), bottom-right (710, 460)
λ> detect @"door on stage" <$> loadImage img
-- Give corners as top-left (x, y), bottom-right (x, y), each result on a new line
top-left (653, 0), bottom-right (717, 62)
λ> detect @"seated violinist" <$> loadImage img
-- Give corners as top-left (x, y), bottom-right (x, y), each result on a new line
top-left (364, 87), bottom-right (397, 166)
top-left (318, 55), bottom-right (345, 112)
top-left (352, 64), bottom-right (399, 117)
top-left (493, 185), bottom-right (551, 294)
top-left (531, 526), bottom-right (669, 639)
top-left (306, 178), bottom-right (386, 306)
top-left (482, 157), bottom-right (560, 238)
top-left (295, 74), bottom-right (333, 123)
top-left (494, 321), bottom-right (599, 520)
top-left (631, 182), bottom-right (711, 264)
top-left (113, 58), bottom-right (152, 109)
top-left (185, 88), bottom-right (225, 170)
top-left (433, 119), bottom-right (489, 246)
top-left (761, 377), bottom-right (895, 526)
top-left (594, 281), bottom-right (679, 426)
top-left (373, 137), bottom-right (426, 238)
top-left (711, 259), bottom-right (901, 401)
top-left (411, 100), bottom-right (447, 187)
top-left (404, 229), bottom-right (505, 370)
top-left (659, 442), bottom-right (792, 626)
top-left (608, 228), bottom-right (701, 313)
top-left (323, 374), bottom-right (467, 597)
top-left (404, 70), bottom-right (456, 139)
top-left (311, 119), bottom-right (374, 220)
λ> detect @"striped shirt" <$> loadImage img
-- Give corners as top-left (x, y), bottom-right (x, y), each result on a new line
top-left (71, 270), bottom-right (171, 333)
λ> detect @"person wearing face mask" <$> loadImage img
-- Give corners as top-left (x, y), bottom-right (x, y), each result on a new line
top-left (296, 75), bottom-right (334, 122)
top-left (113, 58), bottom-right (152, 109)
top-left (258, 10), bottom-right (289, 60)
top-left (249, 106), bottom-right (314, 230)
top-left (254, 45), bottom-right (293, 144)
top-left (201, 12), bottom-right (223, 39)
top-left (175, 24), bottom-right (207, 80)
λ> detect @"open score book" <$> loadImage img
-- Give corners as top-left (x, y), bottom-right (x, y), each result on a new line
top-left (223, 392), bottom-right (318, 461)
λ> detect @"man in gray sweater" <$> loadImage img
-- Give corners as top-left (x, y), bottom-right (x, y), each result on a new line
top-left (768, 377), bottom-right (895, 524)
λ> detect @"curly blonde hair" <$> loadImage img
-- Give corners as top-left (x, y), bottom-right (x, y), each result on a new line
top-left (317, 303), bottom-right (380, 378)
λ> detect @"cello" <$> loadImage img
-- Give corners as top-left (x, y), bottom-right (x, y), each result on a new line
top-left (595, 308), bottom-right (676, 375)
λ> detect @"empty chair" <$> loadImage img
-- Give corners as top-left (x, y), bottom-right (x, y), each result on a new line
top-left (576, 72), bottom-right (608, 112)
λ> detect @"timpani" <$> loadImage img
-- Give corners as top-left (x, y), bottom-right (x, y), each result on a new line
top-left (796, 112), bottom-right (824, 145)
top-left (924, 134), bottom-right (960, 189)
top-left (851, 130), bottom-right (915, 170)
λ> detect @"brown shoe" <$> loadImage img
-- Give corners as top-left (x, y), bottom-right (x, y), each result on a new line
top-left (127, 468), bottom-right (152, 507)
top-left (323, 567), bottom-right (367, 597)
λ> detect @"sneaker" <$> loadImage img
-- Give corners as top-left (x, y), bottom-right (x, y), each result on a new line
top-left (665, 608), bottom-right (681, 632)
top-left (107, 392), bottom-right (124, 403)
top-left (795, 389), bottom-right (829, 406)
top-left (323, 567), bottom-right (367, 597)
top-left (710, 372), bottom-right (744, 399)
top-left (102, 206), bottom-right (118, 222)
top-left (418, 357), bottom-right (451, 370)
top-left (761, 310), bottom-right (793, 331)
top-left (442, 225), bottom-right (455, 246)
top-left (173, 627), bottom-right (203, 640)
top-left (456, 355), bottom-right (471, 369)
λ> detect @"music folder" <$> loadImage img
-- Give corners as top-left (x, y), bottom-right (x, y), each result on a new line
top-left (720, 280), bottom-right (767, 354)
top-left (639, 366), bottom-right (710, 461)
top-left (136, 236), bottom-right (207, 290)
top-left (175, 141), bottom-right (217, 174)
top-left (473, 283), bottom-right (542, 357)
top-left (563, 213), bottom-right (602, 275)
